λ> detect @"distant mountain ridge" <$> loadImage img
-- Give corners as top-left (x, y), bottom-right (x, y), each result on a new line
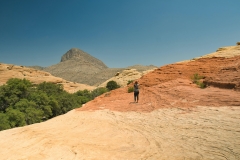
top-left (31, 48), bottom-right (157, 86)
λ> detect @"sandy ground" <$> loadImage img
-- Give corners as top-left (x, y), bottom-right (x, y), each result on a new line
top-left (0, 106), bottom-right (239, 160)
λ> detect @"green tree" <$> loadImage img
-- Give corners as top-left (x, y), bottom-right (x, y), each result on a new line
top-left (0, 113), bottom-right (11, 130)
top-left (0, 78), bottom-right (97, 131)
top-left (6, 108), bottom-right (26, 127)
top-left (74, 89), bottom-right (96, 104)
top-left (75, 89), bottom-right (92, 100)
top-left (0, 78), bottom-right (33, 112)
top-left (91, 87), bottom-right (108, 99)
top-left (106, 80), bottom-right (120, 91)
top-left (6, 78), bottom-right (32, 99)
top-left (56, 92), bottom-right (80, 114)
top-left (13, 99), bottom-right (44, 124)
top-left (27, 91), bottom-right (54, 119)
top-left (14, 99), bottom-right (36, 112)
top-left (37, 82), bottom-right (64, 96)
top-left (24, 106), bottom-right (44, 124)
top-left (49, 97), bottom-right (61, 117)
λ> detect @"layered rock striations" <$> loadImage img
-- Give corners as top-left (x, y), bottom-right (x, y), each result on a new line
top-left (140, 56), bottom-right (240, 90)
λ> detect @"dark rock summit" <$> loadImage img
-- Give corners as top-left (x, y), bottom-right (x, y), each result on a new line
top-left (43, 48), bottom-right (108, 85)
top-left (60, 48), bottom-right (107, 69)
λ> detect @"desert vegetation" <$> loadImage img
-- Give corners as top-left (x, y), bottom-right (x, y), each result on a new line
top-left (0, 78), bottom-right (108, 131)
top-left (127, 80), bottom-right (134, 93)
top-left (128, 86), bottom-right (134, 93)
top-left (127, 80), bottom-right (133, 85)
top-left (106, 80), bottom-right (120, 91)
top-left (191, 73), bottom-right (206, 89)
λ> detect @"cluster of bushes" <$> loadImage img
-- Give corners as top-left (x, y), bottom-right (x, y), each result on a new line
top-left (0, 78), bottom-right (111, 131)
top-left (106, 80), bottom-right (135, 93)
top-left (127, 80), bottom-right (134, 93)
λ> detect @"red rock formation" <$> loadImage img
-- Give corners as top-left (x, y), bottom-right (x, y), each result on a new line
top-left (79, 56), bottom-right (240, 112)
top-left (139, 56), bottom-right (240, 90)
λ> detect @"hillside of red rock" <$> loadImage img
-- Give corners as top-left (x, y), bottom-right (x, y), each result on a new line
top-left (79, 55), bottom-right (240, 112)
top-left (140, 56), bottom-right (240, 90)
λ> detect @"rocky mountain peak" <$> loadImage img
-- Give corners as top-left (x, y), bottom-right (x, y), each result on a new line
top-left (44, 48), bottom-right (109, 85)
top-left (60, 48), bottom-right (89, 62)
top-left (58, 47), bottom-right (108, 69)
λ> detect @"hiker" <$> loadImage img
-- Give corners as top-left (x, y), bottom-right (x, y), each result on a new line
top-left (134, 81), bottom-right (139, 103)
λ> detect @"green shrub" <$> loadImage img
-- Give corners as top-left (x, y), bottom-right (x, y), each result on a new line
top-left (106, 80), bottom-right (120, 91)
top-left (191, 73), bottom-right (206, 89)
top-left (127, 80), bottom-right (133, 85)
top-left (91, 87), bottom-right (108, 99)
top-left (0, 113), bottom-right (11, 130)
top-left (128, 86), bottom-right (134, 93)
top-left (5, 108), bottom-right (26, 127)
top-left (199, 82), bottom-right (206, 89)
top-left (75, 89), bottom-right (92, 100)
top-left (37, 81), bottom-right (64, 96)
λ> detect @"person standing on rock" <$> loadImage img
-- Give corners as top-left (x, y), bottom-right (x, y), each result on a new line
top-left (134, 81), bottom-right (139, 103)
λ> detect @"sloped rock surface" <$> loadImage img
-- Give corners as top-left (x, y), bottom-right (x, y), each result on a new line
top-left (178, 44), bottom-right (240, 63)
top-left (140, 56), bottom-right (240, 90)
top-left (80, 78), bottom-right (240, 112)
top-left (0, 106), bottom-right (239, 160)
top-left (202, 45), bottom-right (240, 58)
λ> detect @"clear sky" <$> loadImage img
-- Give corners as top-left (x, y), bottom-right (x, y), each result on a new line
top-left (0, 0), bottom-right (240, 68)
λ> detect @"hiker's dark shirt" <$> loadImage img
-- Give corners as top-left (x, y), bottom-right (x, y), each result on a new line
top-left (134, 84), bottom-right (139, 92)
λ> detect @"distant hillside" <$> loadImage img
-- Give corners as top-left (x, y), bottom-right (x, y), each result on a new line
top-left (26, 65), bottom-right (45, 70)
top-left (0, 63), bottom-right (96, 93)
top-left (88, 65), bottom-right (157, 86)
top-left (40, 48), bottom-right (157, 86)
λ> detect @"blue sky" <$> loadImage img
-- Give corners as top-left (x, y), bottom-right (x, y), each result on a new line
top-left (0, 0), bottom-right (240, 68)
